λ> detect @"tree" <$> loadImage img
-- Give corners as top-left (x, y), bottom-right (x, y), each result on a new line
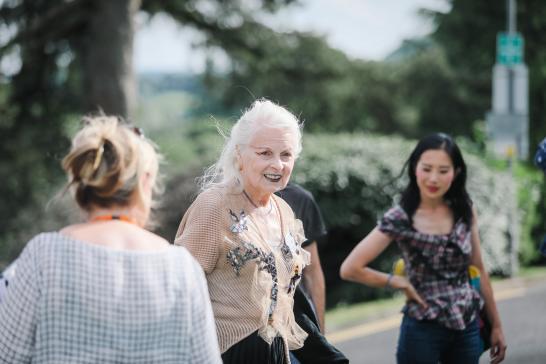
top-left (396, 43), bottom-right (479, 137)
top-left (0, 0), bottom-right (295, 116)
top-left (0, 0), bottom-right (295, 261)
top-left (202, 22), bottom-right (413, 134)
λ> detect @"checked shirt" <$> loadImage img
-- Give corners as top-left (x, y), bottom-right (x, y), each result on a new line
top-left (0, 232), bottom-right (221, 363)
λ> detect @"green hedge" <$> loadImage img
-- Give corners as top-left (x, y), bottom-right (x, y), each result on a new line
top-left (513, 163), bottom-right (544, 265)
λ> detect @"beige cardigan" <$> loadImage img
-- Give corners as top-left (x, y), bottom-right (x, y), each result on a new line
top-left (174, 187), bottom-right (309, 354)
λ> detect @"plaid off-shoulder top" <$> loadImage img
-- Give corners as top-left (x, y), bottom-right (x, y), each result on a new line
top-left (0, 233), bottom-right (221, 363)
top-left (378, 205), bottom-right (482, 330)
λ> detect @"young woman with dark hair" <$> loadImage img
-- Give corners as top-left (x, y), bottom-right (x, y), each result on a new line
top-left (340, 133), bottom-right (506, 364)
top-left (399, 133), bottom-right (474, 227)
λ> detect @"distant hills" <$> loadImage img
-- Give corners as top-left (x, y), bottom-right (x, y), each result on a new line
top-left (138, 72), bottom-right (205, 99)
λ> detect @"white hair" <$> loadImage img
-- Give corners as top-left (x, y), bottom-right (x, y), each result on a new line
top-left (199, 98), bottom-right (302, 191)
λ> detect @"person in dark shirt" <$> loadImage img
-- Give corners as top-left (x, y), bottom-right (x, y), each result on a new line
top-left (276, 183), bottom-right (348, 364)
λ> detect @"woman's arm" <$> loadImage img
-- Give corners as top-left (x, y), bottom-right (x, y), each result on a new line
top-left (340, 227), bottom-right (427, 308)
top-left (469, 207), bottom-right (507, 364)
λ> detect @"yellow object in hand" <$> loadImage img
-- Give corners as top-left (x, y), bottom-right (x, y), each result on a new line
top-left (393, 258), bottom-right (405, 276)
top-left (392, 258), bottom-right (481, 282)
top-left (468, 264), bottom-right (480, 279)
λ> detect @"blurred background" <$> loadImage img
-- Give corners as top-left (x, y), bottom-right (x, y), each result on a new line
top-left (1, 0), bottom-right (545, 310)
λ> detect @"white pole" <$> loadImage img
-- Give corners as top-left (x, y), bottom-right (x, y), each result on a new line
top-left (507, 0), bottom-right (519, 276)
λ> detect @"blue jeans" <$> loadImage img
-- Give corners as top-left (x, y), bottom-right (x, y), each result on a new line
top-left (396, 315), bottom-right (481, 364)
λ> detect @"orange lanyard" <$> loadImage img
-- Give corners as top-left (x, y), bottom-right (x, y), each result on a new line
top-left (90, 215), bottom-right (138, 225)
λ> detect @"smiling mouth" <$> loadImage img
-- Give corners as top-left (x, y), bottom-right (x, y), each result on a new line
top-left (264, 173), bottom-right (282, 182)
top-left (427, 186), bottom-right (440, 193)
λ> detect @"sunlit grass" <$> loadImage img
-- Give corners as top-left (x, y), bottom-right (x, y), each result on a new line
top-left (325, 295), bottom-right (405, 332)
top-left (517, 265), bottom-right (546, 279)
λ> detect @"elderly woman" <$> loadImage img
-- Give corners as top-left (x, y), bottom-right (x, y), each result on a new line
top-left (0, 116), bottom-right (221, 363)
top-left (175, 99), bottom-right (309, 364)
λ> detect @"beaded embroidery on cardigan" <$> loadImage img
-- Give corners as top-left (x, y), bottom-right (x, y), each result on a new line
top-left (175, 187), bottom-right (309, 354)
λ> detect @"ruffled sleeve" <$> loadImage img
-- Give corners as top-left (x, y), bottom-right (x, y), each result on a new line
top-left (377, 205), bottom-right (410, 239)
top-left (293, 218), bottom-right (310, 266)
top-left (276, 195), bottom-right (310, 266)
top-left (292, 218), bottom-right (306, 246)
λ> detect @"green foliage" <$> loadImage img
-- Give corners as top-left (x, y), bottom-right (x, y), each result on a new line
top-left (513, 163), bottom-right (544, 265)
top-left (0, 1), bottom-right (89, 262)
top-left (134, 87), bottom-right (225, 175)
top-left (0, 77), bottom-right (71, 264)
top-left (203, 24), bottom-right (415, 134)
top-left (202, 0), bottom-right (546, 147)
top-left (204, 21), bottom-right (494, 139)
top-left (396, 45), bottom-right (479, 137)
top-left (463, 141), bottom-right (545, 267)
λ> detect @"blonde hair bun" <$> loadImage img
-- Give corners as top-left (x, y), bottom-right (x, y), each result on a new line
top-left (62, 115), bottom-right (159, 211)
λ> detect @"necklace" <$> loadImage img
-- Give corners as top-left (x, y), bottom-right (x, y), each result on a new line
top-left (90, 214), bottom-right (138, 225)
top-left (242, 190), bottom-right (273, 215)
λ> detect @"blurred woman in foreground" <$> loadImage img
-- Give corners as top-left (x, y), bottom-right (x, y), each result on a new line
top-left (0, 116), bottom-right (221, 363)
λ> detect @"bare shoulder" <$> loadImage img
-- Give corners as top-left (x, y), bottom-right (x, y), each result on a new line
top-left (139, 228), bottom-right (170, 246)
top-left (59, 223), bottom-right (89, 235)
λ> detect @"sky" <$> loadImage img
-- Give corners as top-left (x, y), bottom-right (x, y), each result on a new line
top-left (134, 0), bottom-right (451, 74)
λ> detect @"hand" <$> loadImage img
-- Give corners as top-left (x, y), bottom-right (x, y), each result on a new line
top-left (391, 275), bottom-right (428, 309)
top-left (489, 326), bottom-right (507, 364)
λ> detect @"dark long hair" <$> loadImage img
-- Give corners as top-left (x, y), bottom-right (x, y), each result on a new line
top-left (399, 133), bottom-right (473, 226)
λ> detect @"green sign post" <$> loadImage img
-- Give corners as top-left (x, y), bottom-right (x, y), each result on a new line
top-left (497, 32), bottom-right (524, 65)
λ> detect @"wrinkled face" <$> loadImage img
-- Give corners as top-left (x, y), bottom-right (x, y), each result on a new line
top-left (415, 149), bottom-right (456, 201)
top-left (239, 127), bottom-right (297, 197)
